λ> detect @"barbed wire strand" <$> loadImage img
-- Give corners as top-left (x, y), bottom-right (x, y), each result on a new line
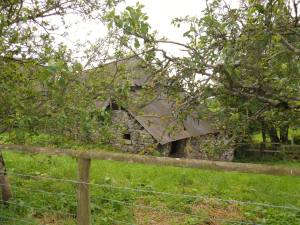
top-left (0, 184), bottom-right (256, 224)
top-left (0, 184), bottom-right (258, 224)
top-left (0, 184), bottom-right (148, 225)
top-left (91, 195), bottom-right (259, 225)
top-left (4, 172), bottom-right (300, 203)
top-left (3, 181), bottom-right (300, 205)
top-left (0, 183), bottom-right (76, 199)
top-left (4, 171), bottom-right (300, 212)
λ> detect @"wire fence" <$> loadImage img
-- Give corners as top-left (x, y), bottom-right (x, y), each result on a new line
top-left (0, 178), bottom-right (257, 225)
top-left (0, 145), bottom-right (300, 225)
top-left (234, 142), bottom-right (300, 160)
top-left (1, 171), bottom-right (299, 225)
top-left (3, 172), bottom-right (300, 212)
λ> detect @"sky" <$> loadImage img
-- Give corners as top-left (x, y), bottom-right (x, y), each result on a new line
top-left (55, 0), bottom-right (239, 59)
top-left (126, 0), bottom-right (207, 41)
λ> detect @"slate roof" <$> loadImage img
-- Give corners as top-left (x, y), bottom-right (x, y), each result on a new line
top-left (128, 99), bottom-right (216, 145)
top-left (89, 57), bottom-right (217, 145)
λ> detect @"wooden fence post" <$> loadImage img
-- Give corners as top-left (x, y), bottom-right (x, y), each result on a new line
top-left (77, 157), bottom-right (91, 225)
top-left (0, 152), bottom-right (12, 204)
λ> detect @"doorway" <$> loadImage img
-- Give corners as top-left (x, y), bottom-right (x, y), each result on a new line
top-left (169, 139), bottom-right (186, 157)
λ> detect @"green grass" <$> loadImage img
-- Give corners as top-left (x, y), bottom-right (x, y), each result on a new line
top-left (1, 132), bottom-right (300, 224)
top-left (251, 128), bottom-right (300, 143)
top-left (1, 151), bottom-right (300, 225)
top-left (234, 158), bottom-right (300, 168)
top-left (0, 131), bottom-right (118, 152)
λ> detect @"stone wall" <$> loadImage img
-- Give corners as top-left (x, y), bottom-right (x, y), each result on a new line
top-left (185, 134), bottom-right (234, 161)
top-left (109, 109), bottom-right (233, 161)
top-left (157, 143), bottom-right (171, 156)
top-left (110, 110), bottom-right (157, 153)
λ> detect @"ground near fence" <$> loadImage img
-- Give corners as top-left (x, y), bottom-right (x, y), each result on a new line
top-left (0, 151), bottom-right (300, 225)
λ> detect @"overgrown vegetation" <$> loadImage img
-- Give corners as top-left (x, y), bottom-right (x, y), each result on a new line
top-left (1, 0), bottom-right (299, 150)
top-left (105, 0), bottom-right (300, 142)
top-left (0, 0), bottom-right (300, 224)
top-left (0, 132), bottom-right (117, 152)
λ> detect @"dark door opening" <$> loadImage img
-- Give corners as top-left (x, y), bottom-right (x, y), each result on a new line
top-left (169, 139), bottom-right (186, 158)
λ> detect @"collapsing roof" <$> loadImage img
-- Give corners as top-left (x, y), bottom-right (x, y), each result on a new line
top-left (91, 56), bottom-right (217, 145)
top-left (100, 98), bottom-right (216, 145)
top-left (128, 99), bottom-right (216, 145)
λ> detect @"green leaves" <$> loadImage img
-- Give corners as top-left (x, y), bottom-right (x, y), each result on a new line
top-left (104, 0), bottom-right (300, 141)
top-left (104, 1), bottom-right (153, 50)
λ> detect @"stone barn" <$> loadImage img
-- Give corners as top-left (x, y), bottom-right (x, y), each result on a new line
top-left (91, 57), bottom-right (234, 161)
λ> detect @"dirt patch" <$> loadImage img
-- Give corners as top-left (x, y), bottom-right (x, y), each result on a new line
top-left (134, 207), bottom-right (188, 225)
top-left (34, 213), bottom-right (75, 225)
top-left (133, 199), bottom-right (244, 225)
top-left (190, 200), bottom-right (245, 225)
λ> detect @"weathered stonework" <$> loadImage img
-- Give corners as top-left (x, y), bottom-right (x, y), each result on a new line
top-left (185, 135), bottom-right (234, 161)
top-left (110, 110), bottom-right (157, 153)
top-left (109, 109), bottom-right (234, 161)
top-left (157, 143), bottom-right (172, 156)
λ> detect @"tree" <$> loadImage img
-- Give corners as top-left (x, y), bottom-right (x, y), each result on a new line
top-left (0, 0), bottom-right (121, 203)
top-left (104, 0), bottom-right (300, 142)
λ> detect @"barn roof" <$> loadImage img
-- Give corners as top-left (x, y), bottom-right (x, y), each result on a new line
top-left (89, 57), bottom-right (217, 145)
top-left (128, 99), bottom-right (216, 145)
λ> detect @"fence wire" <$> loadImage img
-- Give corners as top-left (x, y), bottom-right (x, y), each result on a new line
top-left (0, 145), bottom-right (299, 225)
top-left (90, 195), bottom-right (259, 225)
top-left (4, 171), bottom-right (300, 212)
top-left (1, 180), bottom-right (260, 225)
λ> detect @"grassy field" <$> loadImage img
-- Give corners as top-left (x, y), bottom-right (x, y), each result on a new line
top-left (233, 158), bottom-right (300, 168)
top-left (251, 128), bottom-right (300, 144)
top-left (0, 151), bottom-right (300, 225)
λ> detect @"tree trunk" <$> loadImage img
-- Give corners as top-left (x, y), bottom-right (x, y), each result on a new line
top-left (261, 120), bottom-right (267, 143)
top-left (280, 124), bottom-right (289, 144)
top-left (268, 126), bottom-right (280, 143)
top-left (0, 152), bottom-right (12, 204)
